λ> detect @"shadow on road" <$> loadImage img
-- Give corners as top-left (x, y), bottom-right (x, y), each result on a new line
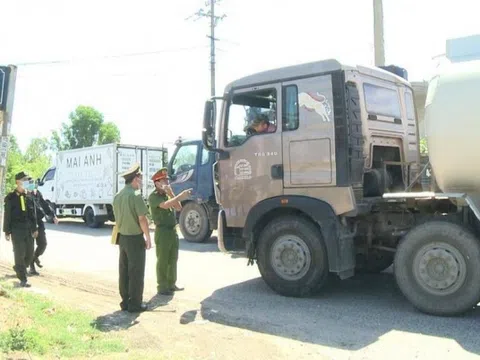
top-left (179, 236), bottom-right (219, 253)
top-left (46, 221), bottom-right (114, 237)
top-left (198, 272), bottom-right (480, 355)
top-left (92, 310), bottom-right (141, 332)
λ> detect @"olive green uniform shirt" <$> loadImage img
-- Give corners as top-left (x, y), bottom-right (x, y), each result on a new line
top-left (113, 185), bottom-right (149, 235)
top-left (148, 191), bottom-right (176, 227)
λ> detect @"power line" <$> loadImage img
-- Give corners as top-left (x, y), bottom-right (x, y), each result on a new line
top-left (9, 45), bottom-right (209, 67)
top-left (186, 0), bottom-right (226, 96)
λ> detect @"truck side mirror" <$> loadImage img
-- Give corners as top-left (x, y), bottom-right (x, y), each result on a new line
top-left (202, 100), bottom-right (216, 151)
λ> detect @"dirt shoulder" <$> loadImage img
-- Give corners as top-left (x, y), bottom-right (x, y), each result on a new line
top-left (0, 262), bottom-right (330, 360)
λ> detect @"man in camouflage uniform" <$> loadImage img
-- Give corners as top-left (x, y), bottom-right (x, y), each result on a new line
top-left (113, 163), bottom-right (152, 312)
top-left (149, 168), bottom-right (191, 295)
top-left (3, 172), bottom-right (38, 287)
top-left (29, 186), bottom-right (59, 275)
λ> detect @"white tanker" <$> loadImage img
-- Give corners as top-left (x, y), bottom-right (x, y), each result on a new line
top-left (381, 61), bottom-right (480, 316)
top-left (424, 60), bottom-right (480, 194)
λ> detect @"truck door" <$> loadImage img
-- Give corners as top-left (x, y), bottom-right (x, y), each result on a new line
top-left (218, 84), bottom-right (283, 228)
top-left (38, 168), bottom-right (56, 203)
top-left (281, 75), bottom-right (336, 188)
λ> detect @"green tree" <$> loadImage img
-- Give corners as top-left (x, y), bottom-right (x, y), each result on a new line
top-left (23, 137), bottom-right (51, 181)
top-left (98, 122), bottom-right (121, 145)
top-left (51, 105), bottom-right (121, 150)
top-left (5, 136), bottom-right (52, 193)
top-left (5, 136), bottom-right (24, 193)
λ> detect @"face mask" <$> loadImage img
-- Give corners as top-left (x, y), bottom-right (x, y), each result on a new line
top-left (22, 180), bottom-right (35, 192)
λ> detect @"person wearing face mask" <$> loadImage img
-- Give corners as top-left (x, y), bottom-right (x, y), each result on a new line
top-left (3, 171), bottom-right (39, 287)
top-left (112, 163), bottom-right (152, 313)
top-left (28, 185), bottom-right (59, 276)
top-left (148, 168), bottom-right (191, 296)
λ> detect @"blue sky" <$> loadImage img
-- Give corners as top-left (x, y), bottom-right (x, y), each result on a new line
top-left (2, 0), bottom-right (479, 153)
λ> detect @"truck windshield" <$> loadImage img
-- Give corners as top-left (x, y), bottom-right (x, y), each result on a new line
top-left (225, 88), bottom-right (277, 147)
top-left (172, 144), bottom-right (198, 175)
top-left (364, 83), bottom-right (402, 119)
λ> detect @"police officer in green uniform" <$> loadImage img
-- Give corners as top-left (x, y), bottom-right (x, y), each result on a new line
top-left (3, 172), bottom-right (39, 287)
top-left (149, 168), bottom-right (191, 295)
top-left (113, 163), bottom-right (152, 312)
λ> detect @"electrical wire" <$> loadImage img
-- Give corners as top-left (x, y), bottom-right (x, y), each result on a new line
top-left (10, 45), bottom-right (210, 67)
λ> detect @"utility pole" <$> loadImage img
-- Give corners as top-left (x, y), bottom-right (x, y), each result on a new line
top-left (186, 0), bottom-right (226, 97)
top-left (0, 65), bottom-right (17, 236)
top-left (373, 0), bottom-right (385, 66)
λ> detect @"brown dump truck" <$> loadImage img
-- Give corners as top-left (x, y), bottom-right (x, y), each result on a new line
top-left (202, 59), bottom-right (480, 316)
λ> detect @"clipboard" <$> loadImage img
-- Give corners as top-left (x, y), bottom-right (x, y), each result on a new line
top-left (111, 225), bottom-right (120, 245)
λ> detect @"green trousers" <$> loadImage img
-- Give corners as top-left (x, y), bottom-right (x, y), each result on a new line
top-left (155, 226), bottom-right (179, 293)
top-left (118, 234), bottom-right (146, 311)
top-left (11, 227), bottom-right (34, 282)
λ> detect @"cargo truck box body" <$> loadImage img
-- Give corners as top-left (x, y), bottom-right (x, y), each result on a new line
top-left (37, 143), bottom-right (167, 227)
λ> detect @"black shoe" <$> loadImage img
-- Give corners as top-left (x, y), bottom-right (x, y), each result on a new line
top-left (128, 304), bottom-right (148, 313)
top-left (29, 269), bottom-right (40, 276)
top-left (34, 258), bottom-right (43, 268)
top-left (158, 290), bottom-right (174, 296)
top-left (19, 280), bottom-right (31, 288)
top-left (171, 285), bottom-right (184, 292)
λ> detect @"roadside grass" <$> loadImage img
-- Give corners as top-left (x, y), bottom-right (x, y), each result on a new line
top-left (0, 281), bottom-right (125, 358)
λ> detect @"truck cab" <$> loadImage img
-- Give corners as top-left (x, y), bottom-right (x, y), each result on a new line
top-left (168, 138), bottom-right (218, 242)
top-left (200, 58), bottom-right (480, 317)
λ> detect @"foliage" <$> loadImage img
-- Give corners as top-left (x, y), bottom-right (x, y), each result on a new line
top-left (51, 105), bottom-right (121, 150)
top-left (5, 136), bottom-right (51, 193)
top-left (0, 282), bottom-right (124, 357)
top-left (98, 122), bottom-right (121, 145)
top-left (420, 137), bottom-right (428, 155)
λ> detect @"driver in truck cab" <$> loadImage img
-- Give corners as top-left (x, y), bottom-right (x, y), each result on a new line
top-left (245, 114), bottom-right (275, 136)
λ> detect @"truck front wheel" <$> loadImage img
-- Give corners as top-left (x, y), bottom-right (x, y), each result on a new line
top-left (179, 202), bottom-right (212, 243)
top-left (394, 221), bottom-right (480, 316)
top-left (84, 207), bottom-right (103, 228)
top-left (257, 216), bottom-right (329, 297)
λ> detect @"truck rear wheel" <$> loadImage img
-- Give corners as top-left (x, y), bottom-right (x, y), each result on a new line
top-left (394, 221), bottom-right (480, 316)
top-left (179, 202), bottom-right (212, 243)
top-left (84, 207), bottom-right (103, 228)
top-left (257, 216), bottom-right (329, 297)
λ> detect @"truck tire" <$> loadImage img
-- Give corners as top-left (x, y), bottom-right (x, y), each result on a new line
top-left (394, 221), bottom-right (480, 316)
top-left (179, 202), bottom-right (212, 243)
top-left (84, 207), bottom-right (103, 228)
top-left (257, 216), bottom-right (329, 297)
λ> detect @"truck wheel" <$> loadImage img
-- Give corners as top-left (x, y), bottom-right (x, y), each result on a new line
top-left (394, 221), bottom-right (480, 316)
top-left (257, 216), bottom-right (329, 297)
top-left (179, 202), bottom-right (212, 243)
top-left (84, 207), bottom-right (103, 228)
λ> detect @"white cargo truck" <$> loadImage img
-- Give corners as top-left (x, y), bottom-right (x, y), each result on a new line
top-left (37, 143), bottom-right (168, 228)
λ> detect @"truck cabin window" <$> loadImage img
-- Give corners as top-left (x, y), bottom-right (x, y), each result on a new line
top-left (226, 89), bottom-right (277, 147)
top-left (43, 169), bottom-right (55, 182)
top-left (404, 90), bottom-right (416, 121)
top-left (363, 83), bottom-right (402, 120)
top-left (171, 144), bottom-right (198, 175)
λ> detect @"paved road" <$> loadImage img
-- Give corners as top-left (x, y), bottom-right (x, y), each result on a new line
top-left (1, 220), bottom-right (480, 359)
